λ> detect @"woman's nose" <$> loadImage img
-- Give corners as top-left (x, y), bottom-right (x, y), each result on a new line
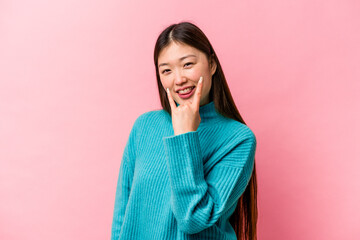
top-left (174, 70), bottom-right (187, 85)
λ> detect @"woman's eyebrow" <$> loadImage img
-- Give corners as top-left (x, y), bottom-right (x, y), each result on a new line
top-left (158, 54), bottom-right (197, 67)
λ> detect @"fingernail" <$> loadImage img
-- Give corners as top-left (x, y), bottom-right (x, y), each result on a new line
top-left (199, 77), bottom-right (203, 83)
top-left (166, 88), bottom-right (169, 93)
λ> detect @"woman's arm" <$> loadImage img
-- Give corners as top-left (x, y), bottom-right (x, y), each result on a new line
top-left (163, 128), bottom-right (256, 234)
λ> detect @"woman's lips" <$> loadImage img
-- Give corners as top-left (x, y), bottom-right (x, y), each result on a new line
top-left (177, 87), bottom-right (195, 99)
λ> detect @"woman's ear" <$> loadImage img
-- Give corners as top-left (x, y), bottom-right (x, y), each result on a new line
top-left (210, 54), bottom-right (217, 76)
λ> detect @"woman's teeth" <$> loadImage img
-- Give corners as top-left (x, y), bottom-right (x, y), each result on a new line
top-left (178, 87), bottom-right (194, 94)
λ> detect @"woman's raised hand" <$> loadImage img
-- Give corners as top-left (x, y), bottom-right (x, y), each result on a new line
top-left (166, 76), bottom-right (203, 136)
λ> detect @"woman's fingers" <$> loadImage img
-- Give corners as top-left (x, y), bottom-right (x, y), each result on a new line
top-left (193, 76), bottom-right (203, 110)
top-left (166, 88), bottom-right (177, 112)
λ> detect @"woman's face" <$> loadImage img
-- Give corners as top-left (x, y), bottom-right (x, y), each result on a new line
top-left (158, 41), bottom-right (217, 106)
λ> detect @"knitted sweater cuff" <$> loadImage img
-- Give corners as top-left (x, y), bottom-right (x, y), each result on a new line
top-left (163, 131), bottom-right (206, 189)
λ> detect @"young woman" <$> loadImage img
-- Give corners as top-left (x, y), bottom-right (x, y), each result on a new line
top-left (111, 21), bottom-right (258, 240)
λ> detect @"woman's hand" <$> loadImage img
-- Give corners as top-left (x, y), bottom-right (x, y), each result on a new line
top-left (166, 76), bottom-right (203, 136)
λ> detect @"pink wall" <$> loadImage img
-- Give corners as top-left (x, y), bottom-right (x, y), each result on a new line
top-left (1, 0), bottom-right (359, 239)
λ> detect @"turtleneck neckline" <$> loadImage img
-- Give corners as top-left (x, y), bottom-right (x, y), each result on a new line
top-left (174, 100), bottom-right (220, 123)
top-left (199, 100), bottom-right (217, 120)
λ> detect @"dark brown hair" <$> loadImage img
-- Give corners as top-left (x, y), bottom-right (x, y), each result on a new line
top-left (153, 21), bottom-right (258, 240)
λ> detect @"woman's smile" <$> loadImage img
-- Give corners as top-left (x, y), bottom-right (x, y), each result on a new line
top-left (177, 86), bottom-right (196, 99)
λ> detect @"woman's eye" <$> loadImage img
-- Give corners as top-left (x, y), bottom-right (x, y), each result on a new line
top-left (161, 63), bottom-right (192, 74)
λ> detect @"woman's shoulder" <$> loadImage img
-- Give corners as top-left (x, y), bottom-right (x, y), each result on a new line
top-left (218, 117), bottom-right (257, 143)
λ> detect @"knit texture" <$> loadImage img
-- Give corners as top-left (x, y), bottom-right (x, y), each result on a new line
top-left (111, 100), bottom-right (257, 240)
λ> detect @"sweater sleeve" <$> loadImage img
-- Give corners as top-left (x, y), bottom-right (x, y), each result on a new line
top-left (162, 129), bottom-right (256, 234)
top-left (111, 121), bottom-right (138, 240)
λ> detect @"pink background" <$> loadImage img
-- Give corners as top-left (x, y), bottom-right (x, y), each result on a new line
top-left (1, 0), bottom-right (359, 239)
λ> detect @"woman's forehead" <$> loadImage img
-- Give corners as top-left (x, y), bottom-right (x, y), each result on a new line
top-left (158, 42), bottom-right (205, 63)
top-left (161, 42), bottom-right (197, 54)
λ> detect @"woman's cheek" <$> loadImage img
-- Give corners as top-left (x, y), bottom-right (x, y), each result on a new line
top-left (187, 68), bottom-right (199, 79)
top-left (160, 78), bottom-right (170, 90)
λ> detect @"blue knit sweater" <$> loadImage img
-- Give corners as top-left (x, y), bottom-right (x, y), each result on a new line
top-left (111, 100), bottom-right (257, 240)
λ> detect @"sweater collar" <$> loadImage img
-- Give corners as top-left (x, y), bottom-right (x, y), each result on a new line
top-left (199, 100), bottom-right (218, 121)
top-left (175, 100), bottom-right (219, 123)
